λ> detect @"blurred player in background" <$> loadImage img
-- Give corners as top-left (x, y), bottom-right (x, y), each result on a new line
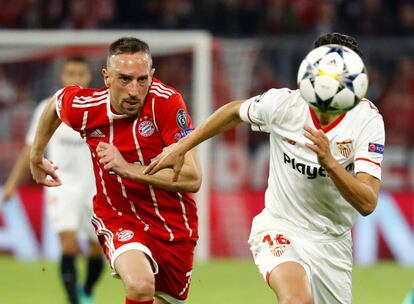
top-left (145, 33), bottom-right (385, 304)
top-left (30, 37), bottom-right (201, 304)
top-left (2, 56), bottom-right (103, 304)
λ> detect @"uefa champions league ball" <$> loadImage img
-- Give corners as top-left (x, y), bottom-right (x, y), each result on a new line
top-left (297, 44), bottom-right (368, 113)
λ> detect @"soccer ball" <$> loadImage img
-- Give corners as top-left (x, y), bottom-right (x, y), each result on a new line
top-left (297, 44), bottom-right (368, 113)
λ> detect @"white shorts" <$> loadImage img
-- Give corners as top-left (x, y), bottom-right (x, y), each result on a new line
top-left (45, 185), bottom-right (96, 240)
top-left (248, 209), bottom-right (353, 304)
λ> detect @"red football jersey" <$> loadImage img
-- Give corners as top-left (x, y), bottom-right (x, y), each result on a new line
top-left (55, 79), bottom-right (198, 242)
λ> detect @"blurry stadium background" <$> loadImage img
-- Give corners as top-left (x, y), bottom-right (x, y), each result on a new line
top-left (0, 1), bottom-right (413, 303)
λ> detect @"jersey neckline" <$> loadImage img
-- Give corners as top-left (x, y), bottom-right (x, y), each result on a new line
top-left (309, 107), bottom-right (346, 133)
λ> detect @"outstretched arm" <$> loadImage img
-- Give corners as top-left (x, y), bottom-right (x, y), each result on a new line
top-left (30, 96), bottom-right (62, 187)
top-left (304, 125), bottom-right (380, 216)
top-left (2, 145), bottom-right (31, 202)
top-left (97, 142), bottom-right (202, 193)
top-left (144, 99), bottom-right (245, 181)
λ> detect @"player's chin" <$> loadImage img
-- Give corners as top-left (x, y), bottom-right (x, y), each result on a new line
top-left (122, 106), bottom-right (141, 116)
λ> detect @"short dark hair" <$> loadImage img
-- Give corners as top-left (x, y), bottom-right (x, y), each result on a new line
top-left (108, 37), bottom-right (151, 57)
top-left (313, 33), bottom-right (362, 57)
top-left (107, 37), bottom-right (152, 68)
top-left (65, 55), bottom-right (88, 65)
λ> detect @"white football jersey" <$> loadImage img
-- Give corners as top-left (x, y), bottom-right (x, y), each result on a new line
top-left (239, 89), bottom-right (385, 236)
top-left (26, 98), bottom-right (95, 189)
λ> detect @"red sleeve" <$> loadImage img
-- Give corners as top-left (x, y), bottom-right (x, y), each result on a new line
top-left (55, 85), bottom-right (84, 131)
top-left (155, 93), bottom-right (194, 146)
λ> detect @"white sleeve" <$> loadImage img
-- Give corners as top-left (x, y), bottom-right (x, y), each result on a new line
top-left (239, 88), bottom-right (292, 133)
top-left (25, 99), bottom-right (49, 145)
top-left (354, 113), bottom-right (385, 180)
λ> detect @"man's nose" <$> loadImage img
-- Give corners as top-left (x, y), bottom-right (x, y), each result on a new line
top-left (128, 80), bottom-right (140, 97)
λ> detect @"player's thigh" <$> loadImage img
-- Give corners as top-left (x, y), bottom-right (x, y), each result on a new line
top-left (269, 261), bottom-right (312, 303)
top-left (155, 298), bottom-right (169, 304)
top-left (248, 221), bottom-right (312, 299)
top-left (114, 249), bottom-right (155, 287)
top-left (90, 213), bottom-right (158, 276)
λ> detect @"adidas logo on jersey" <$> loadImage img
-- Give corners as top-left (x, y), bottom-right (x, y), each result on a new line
top-left (90, 129), bottom-right (105, 138)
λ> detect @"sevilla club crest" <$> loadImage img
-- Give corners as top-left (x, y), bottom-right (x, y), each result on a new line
top-left (336, 140), bottom-right (353, 158)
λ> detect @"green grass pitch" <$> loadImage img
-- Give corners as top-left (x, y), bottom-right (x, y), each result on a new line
top-left (0, 256), bottom-right (412, 303)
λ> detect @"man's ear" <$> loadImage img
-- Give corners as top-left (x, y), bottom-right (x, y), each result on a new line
top-left (102, 68), bottom-right (110, 87)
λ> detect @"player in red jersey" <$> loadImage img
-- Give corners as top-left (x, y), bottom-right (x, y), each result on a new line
top-left (30, 37), bottom-right (202, 304)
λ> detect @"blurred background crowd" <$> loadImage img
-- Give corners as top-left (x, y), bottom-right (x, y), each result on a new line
top-left (1, 0), bottom-right (414, 36)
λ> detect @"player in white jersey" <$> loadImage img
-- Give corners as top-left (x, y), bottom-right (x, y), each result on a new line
top-left (145, 33), bottom-right (385, 304)
top-left (2, 57), bottom-right (103, 304)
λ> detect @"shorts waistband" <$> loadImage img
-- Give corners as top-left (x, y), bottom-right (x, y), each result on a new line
top-left (261, 209), bottom-right (352, 243)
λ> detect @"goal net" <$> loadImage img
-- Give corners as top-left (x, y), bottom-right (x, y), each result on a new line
top-left (0, 30), bottom-right (212, 261)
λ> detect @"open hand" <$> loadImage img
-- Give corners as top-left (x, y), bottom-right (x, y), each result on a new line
top-left (30, 158), bottom-right (61, 187)
top-left (144, 143), bottom-right (184, 182)
top-left (304, 125), bottom-right (336, 169)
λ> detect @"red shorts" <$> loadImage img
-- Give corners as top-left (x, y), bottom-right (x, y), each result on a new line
top-left (91, 212), bottom-right (197, 301)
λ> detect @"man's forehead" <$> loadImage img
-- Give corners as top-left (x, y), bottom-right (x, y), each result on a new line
top-left (109, 52), bottom-right (151, 67)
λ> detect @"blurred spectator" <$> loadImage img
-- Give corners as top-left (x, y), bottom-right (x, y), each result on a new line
top-left (62, 0), bottom-right (114, 29)
top-left (0, 0), bottom-right (30, 28)
top-left (8, 85), bottom-right (35, 140)
top-left (263, 0), bottom-right (295, 35)
top-left (112, 0), bottom-right (145, 28)
top-left (396, 1), bottom-right (414, 34)
top-left (0, 0), bottom-right (412, 37)
top-left (339, 0), bottom-right (397, 35)
top-left (289, 0), bottom-right (321, 30)
top-left (366, 64), bottom-right (385, 106)
top-left (0, 67), bottom-right (17, 109)
top-left (159, 0), bottom-right (194, 29)
top-left (40, 0), bottom-right (65, 28)
top-left (314, 0), bottom-right (338, 35)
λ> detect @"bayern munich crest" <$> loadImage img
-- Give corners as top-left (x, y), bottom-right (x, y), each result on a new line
top-left (336, 140), bottom-right (353, 158)
top-left (117, 230), bottom-right (134, 242)
top-left (138, 120), bottom-right (155, 137)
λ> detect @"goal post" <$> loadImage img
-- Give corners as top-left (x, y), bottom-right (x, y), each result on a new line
top-left (0, 30), bottom-right (212, 261)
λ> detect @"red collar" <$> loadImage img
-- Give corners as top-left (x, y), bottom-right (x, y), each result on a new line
top-left (309, 107), bottom-right (346, 133)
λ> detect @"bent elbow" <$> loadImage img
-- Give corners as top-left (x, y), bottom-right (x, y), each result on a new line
top-left (173, 177), bottom-right (202, 193)
top-left (359, 202), bottom-right (377, 217)
top-left (186, 178), bottom-right (202, 193)
top-left (191, 181), bottom-right (201, 193)
top-left (359, 209), bottom-right (373, 217)
top-left (188, 171), bottom-right (202, 193)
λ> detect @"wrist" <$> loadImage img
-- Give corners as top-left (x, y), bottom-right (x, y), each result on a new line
top-left (30, 153), bottom-right (43, 164)
top-left (118, 163), bottom-right (131, 179)
top-left (323, 158), bottom-right (340, 172)
top-left (177, 137), bottom-right (190, 155)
